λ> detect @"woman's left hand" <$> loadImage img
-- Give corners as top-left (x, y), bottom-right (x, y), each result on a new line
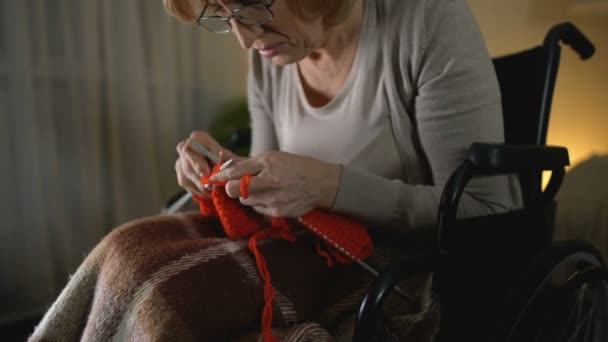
top-left (209, 151), bottom-right (342, 217)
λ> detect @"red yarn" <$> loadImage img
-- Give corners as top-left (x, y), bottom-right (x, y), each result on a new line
top-left (316, 241), bottom-right (334, 267)
top-left (240, 175), bottom-right (252, 199)
top-left (192, 160), bottom-right (373, 342)
top-left (299, 211), bottom-right (373, 265)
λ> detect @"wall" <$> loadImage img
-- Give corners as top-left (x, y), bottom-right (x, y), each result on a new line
top-left (468, 0), bottom-right (608, 167)
top-left (0, 0), bottom-right (249, 323)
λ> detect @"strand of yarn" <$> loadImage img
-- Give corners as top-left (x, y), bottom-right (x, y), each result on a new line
top-left (195, 164), bottom-right (289, 342)
top-left (248, 220), bottom-right (295, 342)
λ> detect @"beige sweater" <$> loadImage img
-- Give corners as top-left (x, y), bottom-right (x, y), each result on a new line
top-left (247, 0), bottom-right (521, 232)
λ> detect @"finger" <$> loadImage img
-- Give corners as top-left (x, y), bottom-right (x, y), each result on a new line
top-left (210, 158), bottom-right (263, 182)
top-left (239, 194), bottom-right (267, 207)
top-left (251, 205), bottom-right (281, 218)
top-left (184, 144), bottom-right (212, 176)
top-left (224, 179), bottom-right (242, 199)
top-left (181, 157), bottom-right (208, 194)
top-left (239, 190), bottom-right (287, 207)
top-left (176, 140), bottom-right (186, 154)
top-left (176, 159), bottom-right (208, 197)
top-left (224, 174), bottom-right (274, 199)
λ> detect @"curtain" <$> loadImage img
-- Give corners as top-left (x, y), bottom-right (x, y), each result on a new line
top-left (0, 0), bottom-right (247, 323)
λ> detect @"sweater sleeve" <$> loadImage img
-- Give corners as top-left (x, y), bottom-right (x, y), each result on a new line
top-left (248, 51), bottom-right (279, 156)
top-left (332, 0), bottom-right (521, 230)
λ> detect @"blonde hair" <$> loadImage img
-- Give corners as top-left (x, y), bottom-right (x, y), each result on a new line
top-left (163, 0), bottom-right (355, 27)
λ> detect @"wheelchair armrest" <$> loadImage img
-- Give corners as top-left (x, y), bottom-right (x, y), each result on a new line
top-left (437, 143), bottom-right (569, 252)
top-left (354, 253), bottom-right (444, 342)
top-left (466, 142), bottom-right (569, 174)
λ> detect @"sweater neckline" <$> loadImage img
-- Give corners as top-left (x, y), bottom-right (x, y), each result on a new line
top-left (291, 0), bottom-right (372, 115)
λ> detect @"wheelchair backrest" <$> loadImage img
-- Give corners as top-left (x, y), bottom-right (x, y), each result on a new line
top-left (491, 22), bottom-right (594, 207)
top-left (492, 46), bottom-right (552, 206)
top-left (493, 47), bottom-right (549, 147)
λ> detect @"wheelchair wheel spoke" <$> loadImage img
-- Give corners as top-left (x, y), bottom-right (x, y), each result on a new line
top-left (559, 295), bottom-right (582, 341)
top-left (565, 284), bottom-right (596, 342)
top-left (492, 242), bottom-right (607, 342)
top-left (581, 287), bottom-right (596, 342)
top-left (572, 285), bottom-right (587, 341)
top-left (567, 307), bottom-right (593, 342)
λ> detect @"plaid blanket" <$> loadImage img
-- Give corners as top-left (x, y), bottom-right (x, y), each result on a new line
top-left (29, 212), bottom-right (438, 341)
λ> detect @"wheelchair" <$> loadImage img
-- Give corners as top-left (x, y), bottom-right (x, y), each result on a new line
top-left (164, 22), bottom-right (607, 341)
top-left (353, 22), bottom-right (608, 341)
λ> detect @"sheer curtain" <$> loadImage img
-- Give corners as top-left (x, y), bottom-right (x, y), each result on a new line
top-left (0, 0), bottom-right (247, 323)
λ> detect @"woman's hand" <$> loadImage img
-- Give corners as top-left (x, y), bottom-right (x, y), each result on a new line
top-left (175, 131), bottom-right (240, 197)
top-left (209, 151), bottom-right (342, 217)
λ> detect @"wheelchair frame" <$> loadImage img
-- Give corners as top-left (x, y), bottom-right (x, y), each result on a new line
top-left (353, 23), bottom-right (605, 342)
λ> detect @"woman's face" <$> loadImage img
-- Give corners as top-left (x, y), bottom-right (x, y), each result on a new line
top-left (207, 0), bottom-right (325, 65)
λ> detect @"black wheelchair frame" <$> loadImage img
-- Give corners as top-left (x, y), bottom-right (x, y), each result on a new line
top-left (353, 22), bottom-right (606, 342)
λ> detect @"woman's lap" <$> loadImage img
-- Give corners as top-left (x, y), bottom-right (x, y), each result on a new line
top-left (34, 212), bottom-right (370, 341)
top-left (30, 212), bottom-right (436, 342)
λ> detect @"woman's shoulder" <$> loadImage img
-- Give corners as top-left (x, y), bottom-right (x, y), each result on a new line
top-left (372, 0), bottom-right (480, 72)
top-left (376, 0), bottom-right (434, 27)
top-left (377, 0), bottom-right (459, 20)
top-left (375, 0), bottom-right (463, 44)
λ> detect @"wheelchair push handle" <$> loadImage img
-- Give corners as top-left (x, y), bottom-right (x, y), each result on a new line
top-left (545, 22), bottom-right (595, 60)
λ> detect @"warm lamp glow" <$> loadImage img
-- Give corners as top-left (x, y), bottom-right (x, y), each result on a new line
top-left (569, 0), bottom-right (608, 17)
top-left (466, 1), bottom-right (608, 193)
top-left (542, 134), bottom-right (608, 189)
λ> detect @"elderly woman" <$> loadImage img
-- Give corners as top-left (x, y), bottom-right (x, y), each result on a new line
top-left (30, 0), bottom-right (520, 341)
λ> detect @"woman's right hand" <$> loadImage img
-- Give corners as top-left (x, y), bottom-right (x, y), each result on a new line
top-left (175, 131), bottom-right (240, 197)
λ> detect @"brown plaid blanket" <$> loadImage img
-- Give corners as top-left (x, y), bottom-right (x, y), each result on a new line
top-left (29, 212), bottom-right (438, 341)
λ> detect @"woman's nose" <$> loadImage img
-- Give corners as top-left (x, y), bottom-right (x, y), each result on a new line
top-left (231, 21), bottom-right (263, 49)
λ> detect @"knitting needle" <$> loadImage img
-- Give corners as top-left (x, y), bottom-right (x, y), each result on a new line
top-left (163, 192), bottom-right (193, 215)
top-left (356, 260), bottom-right (414, 302)
top-left (187, 139), bottom-right (235, 171)
top-left (296, 217), bottom-right (414, 303)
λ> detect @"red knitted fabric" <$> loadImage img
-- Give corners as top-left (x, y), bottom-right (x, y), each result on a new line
top-left (299, 211), bottom-right (373, 266)
top-left (191, 161), bottom-right (374, 342)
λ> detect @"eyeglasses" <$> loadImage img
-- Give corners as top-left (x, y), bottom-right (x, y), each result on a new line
top-left (196, 1), bottom-right (275, 33)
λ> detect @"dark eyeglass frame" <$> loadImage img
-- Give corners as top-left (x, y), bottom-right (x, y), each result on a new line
top-left (196, 1), bottom-right (275, 33)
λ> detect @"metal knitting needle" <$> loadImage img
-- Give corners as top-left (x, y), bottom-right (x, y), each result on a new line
top-left (163, 192), bottom-right (193, 215)
top-left (356, 260), bottom-right (414, 303)
top-left (297, 217), bottom-right (414, 303)
top-left (187, 139), bottom-right (236, 171)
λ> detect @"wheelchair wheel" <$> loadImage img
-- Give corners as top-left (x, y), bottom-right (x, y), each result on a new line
top-left (491, 240), bottom-right (608, 342)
